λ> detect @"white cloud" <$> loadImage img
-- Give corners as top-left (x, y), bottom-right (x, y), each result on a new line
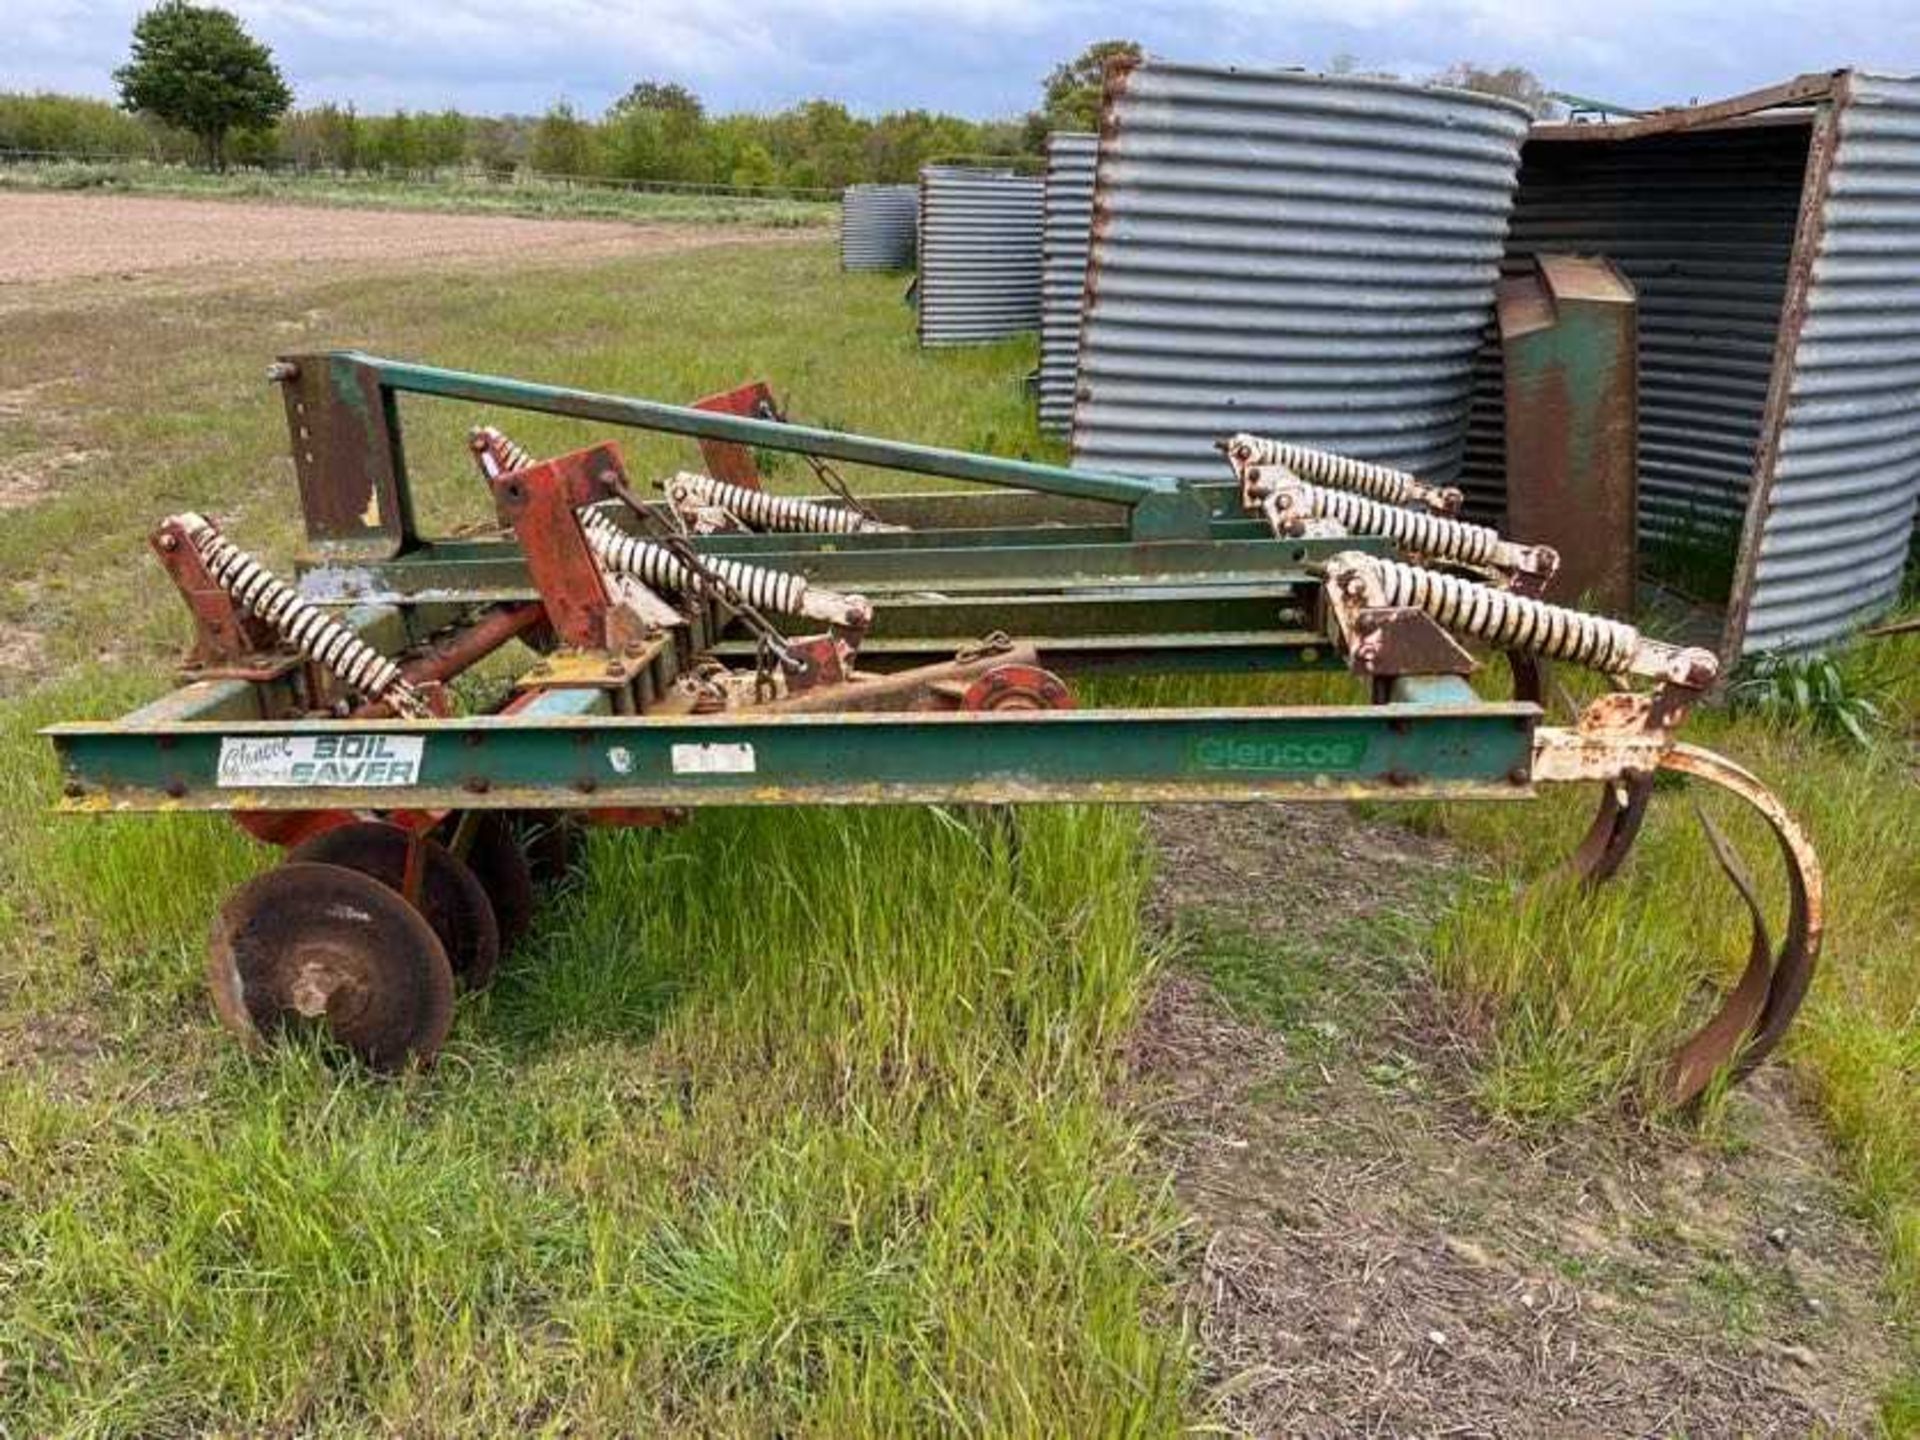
top-left (8, 0), bottom-right (1919, 117)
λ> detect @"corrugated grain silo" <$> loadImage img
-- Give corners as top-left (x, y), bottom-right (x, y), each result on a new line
top-left (1038, 132), bottom-right (1098, 433)
top-left (1071, 61), bottom-right (1531, 483)
top-left (840, 184), bottom-right (918, 271)
top-left (916, 165), bottom-right (1044, 346)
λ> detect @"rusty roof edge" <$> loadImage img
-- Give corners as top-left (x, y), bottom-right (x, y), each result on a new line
top-left (1720, 72), bottom-right (1853, 661)
top-left (1530, 70), bottom-right (1845, 142)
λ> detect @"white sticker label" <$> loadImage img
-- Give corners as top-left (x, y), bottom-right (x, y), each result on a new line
top-left (670, 741), bottom-right (756, 775)
top-left (217, 734), bottom-right (424, 788)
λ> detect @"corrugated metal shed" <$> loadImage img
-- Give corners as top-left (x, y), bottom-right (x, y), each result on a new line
top-left (1458, 121), bottom-right (1811, 542)
top-left (1071, 61), bottom-right (1531, 482)
top-left (1467, 71), bottom-right (1920, 656)
top-left (916, 166), bottom-right (1044, 347)
top-left (1740, 72), bottom-right (1920, 654)
top-left (840, 184), bottom-right (918, 271)
top-left (1038, 132), bottom-right (1098, 434)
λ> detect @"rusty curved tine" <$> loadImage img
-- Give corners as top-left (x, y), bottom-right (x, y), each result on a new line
top-left (1504, 651), bottom-right (1545, 707)
top-left (1656, 742), bottom-right (1823, 1104)
top-left (1660, 800), bottom-right (1777, 1105)
top-left (1562, 772), bottom-right (1656, 885)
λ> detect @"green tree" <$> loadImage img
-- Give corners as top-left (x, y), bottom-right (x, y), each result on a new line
top-left (729, 141), bottom-right (778, 189)
top-left (611, 81), bottom-right (704, 124)
top-left (278, 102), bottom-right (359, 170)
top-left (1040, 38), bottom-right (1141, 131)
top-left (114, 1), bottom-right (291, 167)
top-left (1434, 62), bottom-right (1554, 117)
top-left (529, 100), bottom-right (596, 176)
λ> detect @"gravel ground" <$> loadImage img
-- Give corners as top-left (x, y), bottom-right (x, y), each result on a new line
top-left (0, 191), bottom-right (798, 287)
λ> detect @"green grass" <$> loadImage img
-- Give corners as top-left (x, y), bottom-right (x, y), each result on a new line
top-left (0, 243), bottom-right (1188, 1434)
top-left (0, 158), bottom-right (834, 229)
top-left (1424, 638), bottom-right (1920, 1356)
top-left (2, 233), bottom-right (1917, 1429)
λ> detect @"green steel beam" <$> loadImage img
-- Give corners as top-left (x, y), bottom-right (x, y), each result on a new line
top-left (325, 353), bottom-right (1216, 539)
top-left (47, 702), bottom-right (1537, 812)
top-left (297, 536), bottom-right (1374, 606)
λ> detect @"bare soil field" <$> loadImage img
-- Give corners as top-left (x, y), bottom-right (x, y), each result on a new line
top-left (0, 190), bottom-right (803, 290)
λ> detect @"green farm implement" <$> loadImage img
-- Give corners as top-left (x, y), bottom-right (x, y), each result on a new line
top-left (43, 352), bottom-right (1820, 1103)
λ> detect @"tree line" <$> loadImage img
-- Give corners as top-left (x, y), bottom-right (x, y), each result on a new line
top-left (2, 4), bottom-right (1554, 192)
top-left (0, 88), bottom-right (1047, 190)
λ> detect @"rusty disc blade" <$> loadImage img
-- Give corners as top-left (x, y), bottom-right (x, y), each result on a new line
top-left (208, 861), bottom-right (454, 1071)
top-left (459, 813), bottom-right (536, 949)
top-left (291, 820), bottom-right (501, 990)
top-left (1656, 742), bottom-right (1824, 1106)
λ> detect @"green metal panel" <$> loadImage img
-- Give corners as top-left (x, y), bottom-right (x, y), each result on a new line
top-left (1499, 255), bottom-right (1639, 612)
top-left (48, 703), bottom-right (1537, 812)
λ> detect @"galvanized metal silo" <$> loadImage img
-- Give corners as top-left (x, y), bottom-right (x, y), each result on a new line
top-left (1071, 61), bottom-right (1531, 483)
top-left (840, 184), bottom-right (918, 272)
top-left (916, 165), bottom-right (1044, 347)
top-left (1038, 133), bottom-right (1098, 433)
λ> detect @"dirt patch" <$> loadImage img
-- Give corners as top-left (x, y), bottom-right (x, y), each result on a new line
top-left (0, 446), bottom-right (105, 511)
top-left (0, 623), bottom-right (48, 690)
top-left (0, 191), bottom-right (811, 296)
top-left (1135, 804), bottom-right (1901, 1437)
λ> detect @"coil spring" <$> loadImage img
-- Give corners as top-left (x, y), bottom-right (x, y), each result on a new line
top-left (670, 473), bottom-right (879, 535)
top-left (1279, 481), bottom-right (1506, 569)
top-left (580, 508), bottom-right (810, 614)
top-left (470, 425), bottom-right (534, 479)
top-left (1363, 555), bottom-right (1640, 675)
top-left (179, 513), bottom-right (426, 713)
top-left (1233, 437), bottom-right (1444, 511)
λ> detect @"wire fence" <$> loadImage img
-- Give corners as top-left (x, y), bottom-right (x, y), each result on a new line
top-left (0, 147), bottom-right (841, 203)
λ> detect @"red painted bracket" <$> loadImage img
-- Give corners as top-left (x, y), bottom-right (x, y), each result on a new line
top-left (692, 381), bottom-right (780, 490)
top-left (489, 441), bottom-right (632, 650)
top-left (149, 517), bottom-right (287, 674)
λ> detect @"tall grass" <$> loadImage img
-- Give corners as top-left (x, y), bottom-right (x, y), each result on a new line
top-left (1425, 638), bottom-right (1920, 1327)
top-left (1, 686), bottom-right (1185, 1431)
top-left (0, 244), bottom-right (1200, 1432)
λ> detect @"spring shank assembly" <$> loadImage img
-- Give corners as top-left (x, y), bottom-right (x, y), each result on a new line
top-left (1261, 475), bottom-right (1558, 588)
top-left (662, 472), bottom-right (906, 535)
top-left (1322, 551), bottom-right (1719, 690)
top-left (172, 513), bottom-right (430, 716)
top-left (470, 425), bottom-right (533, 479)
top-left (577, 507), bottom-right (872, 630)
top-left (1224, 434), bottom-right (1463, 516)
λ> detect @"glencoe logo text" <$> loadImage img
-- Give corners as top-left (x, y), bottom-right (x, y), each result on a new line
top-left (1192, 736), bottom-right (1367, 773)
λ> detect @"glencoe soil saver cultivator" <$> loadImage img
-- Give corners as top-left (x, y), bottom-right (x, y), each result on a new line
top-left (43, 353), bottom-right (1821, 1103)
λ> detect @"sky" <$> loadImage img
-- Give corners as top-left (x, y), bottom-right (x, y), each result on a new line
top-left (11, 0), bottom-right (1920, 120)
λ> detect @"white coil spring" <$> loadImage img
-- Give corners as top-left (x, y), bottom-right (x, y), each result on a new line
top-left (669, 473), bottom-right (880, 535)
top-left (470, 425), bottom-right (533, 479)
top-left (1364, 555), bottom-right (1640, 675)
top-left (178, 513), bottom-right (424, 711)
top-left (579, 509), bottom-right (810, 614)
top-left (1232, 436), bottom-right (1445, 511)
top-left (1279, 482), bottom-right (1507, 569)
